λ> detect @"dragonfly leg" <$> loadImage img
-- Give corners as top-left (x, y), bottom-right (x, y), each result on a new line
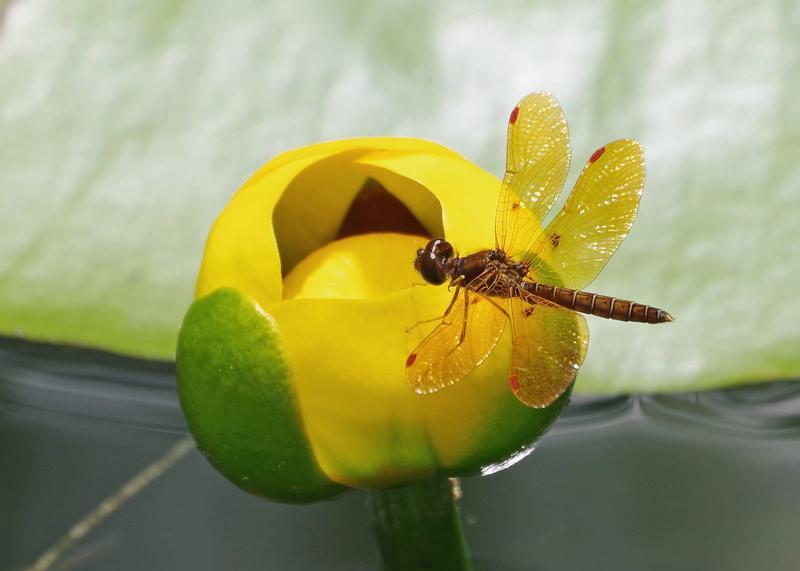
top-left (405, 315), bottom-right (445, 333)
top-left (405, 286), bottom-right (462, 333)
top-left (445, 289), bottom-right (469, 357)
top-left (458, 290), bottom-right (469, 345)
top-left (481, 295), bottom-right (511, 320)
top-left (447, 275), bottom-right (465, 292)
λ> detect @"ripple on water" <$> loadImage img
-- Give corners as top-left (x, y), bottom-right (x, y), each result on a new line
top-left (1, 338), bottom-right (799, 439)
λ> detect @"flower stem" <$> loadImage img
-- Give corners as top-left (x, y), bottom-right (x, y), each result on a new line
top-left (367, 476), bottom-right (470, 570)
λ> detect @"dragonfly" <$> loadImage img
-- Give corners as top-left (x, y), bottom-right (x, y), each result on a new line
top-left (405, 92), bottom-right (672, 408)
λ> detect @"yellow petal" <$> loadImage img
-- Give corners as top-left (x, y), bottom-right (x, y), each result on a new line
top-left (275, 233), bottom-right (566, 487)
top-left (196, 138), bottom-right (466, 308)
top-left (352, 151), bottom-right (500, 255)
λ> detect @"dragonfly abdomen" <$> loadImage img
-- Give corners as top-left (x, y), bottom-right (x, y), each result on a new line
top-left (523, 282), bottom-right (673, 324)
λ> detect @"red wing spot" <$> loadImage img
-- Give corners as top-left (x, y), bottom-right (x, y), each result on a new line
top-left (406, 353), bottom-right (417, 367)
top-left (509, 106), bottom-right (520, 125)
top-left (589, 146), bottom-right (606, 163)
top-left (523, 307), bottom-right (535, 318)
top-left (470, 298), bottom-right (480, 305)
top-left (549, 233), bottom-right (561, 248)
top-left (509, 375), bottom-right (520, 391)
top-left (511, 202), bottom-right (520, 210)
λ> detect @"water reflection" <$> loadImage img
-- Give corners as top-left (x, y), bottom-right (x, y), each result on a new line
top-left (1, 339), bottom-right (798, 570)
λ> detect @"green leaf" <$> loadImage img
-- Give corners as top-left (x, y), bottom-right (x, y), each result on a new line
top-left (1, 1), bottom-right (798, 393)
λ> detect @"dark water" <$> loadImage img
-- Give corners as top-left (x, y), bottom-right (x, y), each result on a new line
top-left (1, 339), bottom-right (798, 571)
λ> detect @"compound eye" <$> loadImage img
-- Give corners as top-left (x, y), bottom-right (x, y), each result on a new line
top-left (414, 240), bottom-right (447, 285)
top-left (431, 239), bottom-right (454, 260)
top-left (414, 248), bottom-right (425, 272)
top-left (420, 261), bottom-right (447, 285)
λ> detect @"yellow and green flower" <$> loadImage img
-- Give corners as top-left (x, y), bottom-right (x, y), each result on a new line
top-left (176, 138), bottom-right (570, 502)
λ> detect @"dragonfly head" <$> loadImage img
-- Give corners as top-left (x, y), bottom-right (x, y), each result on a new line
top-left (415, 238), bottom-right (455, 285)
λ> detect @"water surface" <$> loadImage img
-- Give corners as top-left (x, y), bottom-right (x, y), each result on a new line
top-left (1, 339), bottom-right (798, 570)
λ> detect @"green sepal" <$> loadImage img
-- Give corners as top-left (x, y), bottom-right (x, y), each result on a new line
top-left (176, 287), bottom-right (345, 503)
top-left (450, 385), bottom-right (571, 477)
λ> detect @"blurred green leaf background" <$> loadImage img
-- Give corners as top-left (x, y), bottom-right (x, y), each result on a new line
top-left (1, 0), bottom-right (798, 394)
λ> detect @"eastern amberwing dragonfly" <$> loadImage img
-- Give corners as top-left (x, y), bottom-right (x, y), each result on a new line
top-left (406, 92), bottom-right (672, 408)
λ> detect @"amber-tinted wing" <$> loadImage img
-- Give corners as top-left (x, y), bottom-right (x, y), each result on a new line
top-left (406, 276), bottom-right (508, 394)
top-left (523, 139), bottom-right (645, 290)
top-left (495, 92), bottom-right (570, 257)
top-left (507, 289), bottom-right (589, 408)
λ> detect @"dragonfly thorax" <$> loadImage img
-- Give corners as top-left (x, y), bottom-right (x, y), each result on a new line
top-left (415, 239), bottom-right (531, 291)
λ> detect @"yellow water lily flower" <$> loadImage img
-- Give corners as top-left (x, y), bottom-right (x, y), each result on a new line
top-left (177, 138), bottom-right (570, 502)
